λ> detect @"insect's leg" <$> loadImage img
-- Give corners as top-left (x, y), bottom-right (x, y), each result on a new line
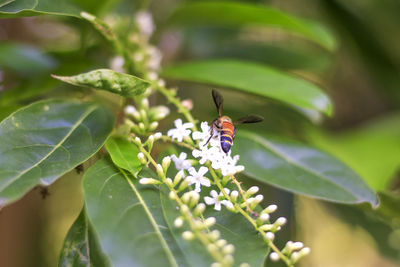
top-left (233, 128), bottom-right (237, 140)
top-left (204, 121), bottom-right (216, 146)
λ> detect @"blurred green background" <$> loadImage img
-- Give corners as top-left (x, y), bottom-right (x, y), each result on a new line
top-left (0, 0), bottom-right (400, 266)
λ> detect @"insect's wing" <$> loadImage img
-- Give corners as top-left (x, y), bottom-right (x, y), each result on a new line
top-left (234, 114), bottom-right (264, 124)
top-left (212, 89), bottom-right (224, 117)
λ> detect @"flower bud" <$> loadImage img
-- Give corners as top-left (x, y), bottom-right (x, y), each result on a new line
top-left (246, 186), bottom-right (259, 195)
top-left (189, 191), bottom-right (200, 207)
top-left (259, 224), bottom-right (274, 231)
top-left (173, 170), bottom-right (184, 186)
top-left (210, 263), bottom-right (222, 267)
top-left (259, 213), bottom-right (270, 222)
top-left (154, 132), bottom-right (162, 140)
top-left (177, 179), bottom-right (189, 191)
top-left (275, 217), bottom-right (287, 226)
top-left (216, 239), bottom-right (227, 247)
top-left (239, 263), bottom-right (250, 267)
top-left (209, 229), bottom-right (220, 240)
top-left (193, 203), bottom-right (206, 216)
top-left (224, 201), bottom-right (235, 212)
top-left (262, 204), bottom-right (277, 214)
top-left (204, 217), bottom-right (216, 227)
top-left (265, 232), bottom-right (275, 241)
top-left (291, 252), bottom-right (300, 262)
top-left (133, 136), bottom-right (141, 145)
top-left (162, 156), bottom-right (171, 172)
top-left (182, 231), bottom-right (194, 240)
top-left (269, 252), bottom-right (280, 262)
top-left (141, 98), bottom-right (149, 110)
top-left (207, 244), bottom-right (218, 253)
top-left (174, 217), bottom-right (184, 228)
top-left (165, 178), bottom-right (173, 187)
top-left (180, 204), bottom-right (189, 213)
top-left (169, 191), bottom-right (177, 200)
top-left (292, 242), bottom-right (304, 250)
top-left (181, 99), bottom-right (193, 110)
top-left (230, 190), bottom-right (239, 203)
top-left (223, 255), bottom-right (234, 265)
top-left (156, 164), bottom-right (164, 178)
top-left (222, 244), bottom-right (235, 254)
top-left (181, 192), bottom-right (191, 203)
top-left (124, 105), bottom-right (137, 115)
top-left (137, 152), bottom-right (147, 165)
top-left (299, 247), bottom-right (311, 256)
top-left (138, 122), bottom-right (145, 131)
top-left (139, 178), bottom-right (161, 185)
top-left (149, 121), bottom-right (158, 131)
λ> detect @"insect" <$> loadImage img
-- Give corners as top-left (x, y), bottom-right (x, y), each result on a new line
top-left (205, 89), bottom-right (264, 153)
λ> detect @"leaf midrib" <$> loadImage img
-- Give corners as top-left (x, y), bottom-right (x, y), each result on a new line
top-left (0, 104), bottom-right (97, 191)
top-left (120, 169), bottom-right (178, 267)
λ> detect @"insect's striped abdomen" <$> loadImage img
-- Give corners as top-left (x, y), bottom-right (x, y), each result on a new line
top-left (220, 121), bottom-right (234, 153)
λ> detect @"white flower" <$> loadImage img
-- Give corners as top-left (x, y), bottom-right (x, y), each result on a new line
top-left (186, 167), bottom-right (211, 192)
top-left (193, 121), bottom-right (219, 147)
top-left (204, 188), bottom-right (232, 211)
top-left (171, 152), bottom-right (192, 171)
top-left (135, 11), bottom-right (154, 36)
top-left (167, 119), bottom-right (193, 142)
top-left (192, 145), bottom-right (221, 165)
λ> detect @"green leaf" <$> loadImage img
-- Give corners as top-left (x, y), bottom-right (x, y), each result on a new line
top-left (232, 131), bottom-right (378, 206)
top-left (163, 60), bottom-right (333, 116)
top-left (83, 158), bottom-right (185, 267)
top-left (52, 69), bottom-right (151, 97)
top-left (306, 114), bottom-right (400, 191)
top-left (58, 209), bottom-right (110, 267)
top-left (0, 99), bottom-right (114, 206)
top-left (0, 0), bottom-right (81, 18)
top-left (160, 185), bottom-right (268, 266)
top-left (168, 1), bottom-right (336, 51)
top-left (0, 43), bottom-right (57, 76)
top-left (105, 136), bottom-right (142, 177)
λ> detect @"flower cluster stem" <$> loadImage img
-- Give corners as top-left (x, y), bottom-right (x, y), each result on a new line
top-left (137, 144), bottom-right (230, 266)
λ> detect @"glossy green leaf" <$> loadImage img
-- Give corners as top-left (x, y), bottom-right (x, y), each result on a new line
top-left (160, 185), bottom-right (268, 266)
top-left (163, 60), bottom-right (333, 116)
top-left (0, 43), bottom-right (57, 76)
top-left (52, 69), bottom-right (150, 97)
top-left (306, 114), bottom-right (400, 191)
top-left (83, 158), bottom-right (186, 267)
top-left (0, 99), bottom-right (114, 206)
top-left (232, 131), bottom-right (378, 206)
top-left (58, 209), bottom-right (110, 267)
top-left (0, 0), bottom-right (81, 17)
top-left (168, 1), bottom-right (336, 51)
top-left (105, 136), bottom-right (142, 177)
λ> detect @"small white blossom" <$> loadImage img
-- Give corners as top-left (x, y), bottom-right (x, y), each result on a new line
top-left (167, 119), bottom-right (193, 142)
top-left (204, 188), bottom-right (232, 211)
top-left (135, 11), bottom-right (154, 36)
top-left (192, 145), bottom-right (221, 165)
top-left (171, 152), bottom-right (192, 171)
top-left (186, 167), bottom-right (211, 192)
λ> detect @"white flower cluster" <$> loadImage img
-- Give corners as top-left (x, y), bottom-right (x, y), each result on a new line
top-left (168, 120), bottom-right (245, 178)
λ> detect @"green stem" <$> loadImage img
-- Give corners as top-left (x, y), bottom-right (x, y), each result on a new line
top-left (155, 85), bottom-right (198, 132)
top-left (138, 145), bottom-right (229, 266)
